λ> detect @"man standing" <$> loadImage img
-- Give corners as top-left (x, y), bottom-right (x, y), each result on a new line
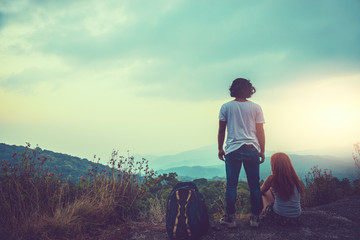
top-left (218, 78), bottom-right (265, 228)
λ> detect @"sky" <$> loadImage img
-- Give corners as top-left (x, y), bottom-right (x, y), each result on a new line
top-left (0, 0), bottom-right (359, 163)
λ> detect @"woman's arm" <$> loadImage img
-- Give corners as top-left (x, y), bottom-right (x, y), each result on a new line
top-left (261, 175), bottom-right (273, 194)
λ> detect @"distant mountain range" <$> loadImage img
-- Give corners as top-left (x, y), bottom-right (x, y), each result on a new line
top-left (0, 143), bottom-right (357, 182)
top-left (145, 144), bottom-right (357, 181)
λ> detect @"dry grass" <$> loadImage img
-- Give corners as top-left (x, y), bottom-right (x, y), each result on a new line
top-left (0, 144), bottom-right (155, 240)
top-left (148, 196), bottom-right (166, 224)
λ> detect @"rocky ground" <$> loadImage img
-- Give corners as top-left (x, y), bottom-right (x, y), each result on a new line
top-left (96, 195), bottom-right (360, 240)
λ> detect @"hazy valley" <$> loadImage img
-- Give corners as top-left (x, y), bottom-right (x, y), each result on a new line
top-left (146, 144), bottom-right (356, 181)
top-left (1, 143), bottom-right (356, 182)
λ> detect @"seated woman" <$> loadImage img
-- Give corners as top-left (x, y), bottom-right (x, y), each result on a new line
top-left (261, 152), bottom-right (304, 225)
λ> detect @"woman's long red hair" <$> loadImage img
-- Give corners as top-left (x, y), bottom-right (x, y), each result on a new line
top-left (271, 152), bottom-right (303, 201)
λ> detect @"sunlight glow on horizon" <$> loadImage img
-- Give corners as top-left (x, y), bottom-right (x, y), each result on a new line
top-left (1, 74), bottom-right (359, 161)
top-left (261, 74), bottom-right (360, 155)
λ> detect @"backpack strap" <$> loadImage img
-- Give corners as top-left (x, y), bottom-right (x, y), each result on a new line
top-left (184, 190), bottom-right (192, 237)
top-left (172, 189), bottom-right (193, 238)
top-left (173, 190), bottom-right (181, 238)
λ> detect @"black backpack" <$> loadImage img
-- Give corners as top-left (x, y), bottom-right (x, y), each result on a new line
top-left (166, 182), bottom-right (209, 240)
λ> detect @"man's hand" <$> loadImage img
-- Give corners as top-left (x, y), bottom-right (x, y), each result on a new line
top-left (259, 151), bottom-right (265, 164)
top-left (218, 149), bottom-right (225, 161)
top-left (218, 120), bottom-right (227, 162)
top-left (256, 123), bottom-right (265, 164)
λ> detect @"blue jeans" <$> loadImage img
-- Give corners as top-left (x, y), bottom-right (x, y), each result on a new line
top-left (225, 145), bottom-right (263, 216)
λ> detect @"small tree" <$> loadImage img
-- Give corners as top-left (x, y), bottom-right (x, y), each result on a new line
top-left (353, 143), bottom-right (360, 178)
top-left (353, 143), bottom-right (360, 195)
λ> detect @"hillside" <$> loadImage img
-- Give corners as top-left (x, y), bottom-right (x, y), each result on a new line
top-left (1, 142), bottom-right (359, 240)
top-left (0, 143), bottom-right (106, 182)
top-left (119, 195), bottom-right (360, 240)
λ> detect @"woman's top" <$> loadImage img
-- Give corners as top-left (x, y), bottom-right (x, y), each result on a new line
top-left (261, 175), bottom-right (301, 218)
top-left (273, 187), bottom-right (301, 218)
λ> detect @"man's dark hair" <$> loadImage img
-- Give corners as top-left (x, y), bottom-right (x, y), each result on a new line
top-left (229, 78), bottom-right (256, 98)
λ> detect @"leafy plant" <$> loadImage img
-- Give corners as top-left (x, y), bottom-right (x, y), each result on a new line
top-left (302, 166), bottom-right (339, 207)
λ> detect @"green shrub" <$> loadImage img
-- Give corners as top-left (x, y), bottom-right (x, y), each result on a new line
top-left (136, 173), bottom-right (253, 222)
top-left (302, 166), bottom-right (340, 207)
top-left (135, 173), bottom-right (178, 221)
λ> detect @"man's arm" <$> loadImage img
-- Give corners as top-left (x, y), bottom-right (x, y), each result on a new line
top-left (256, 123), bottom-right (265, 163)
top-left (218, 120), bottom-right (227, 161)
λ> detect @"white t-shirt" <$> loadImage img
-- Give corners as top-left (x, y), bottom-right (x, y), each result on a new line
top-left (218, 100), bottom-right (265, 154)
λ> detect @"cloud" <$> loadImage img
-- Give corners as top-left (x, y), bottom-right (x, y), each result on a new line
top-left (0, 0), bottom-right (359, 100)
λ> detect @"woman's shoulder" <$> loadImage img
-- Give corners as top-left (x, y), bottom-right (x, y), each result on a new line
top-left (265, 175), bottom-right (274, 182)
top-left (262, 175), bottom-right (274, 190)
